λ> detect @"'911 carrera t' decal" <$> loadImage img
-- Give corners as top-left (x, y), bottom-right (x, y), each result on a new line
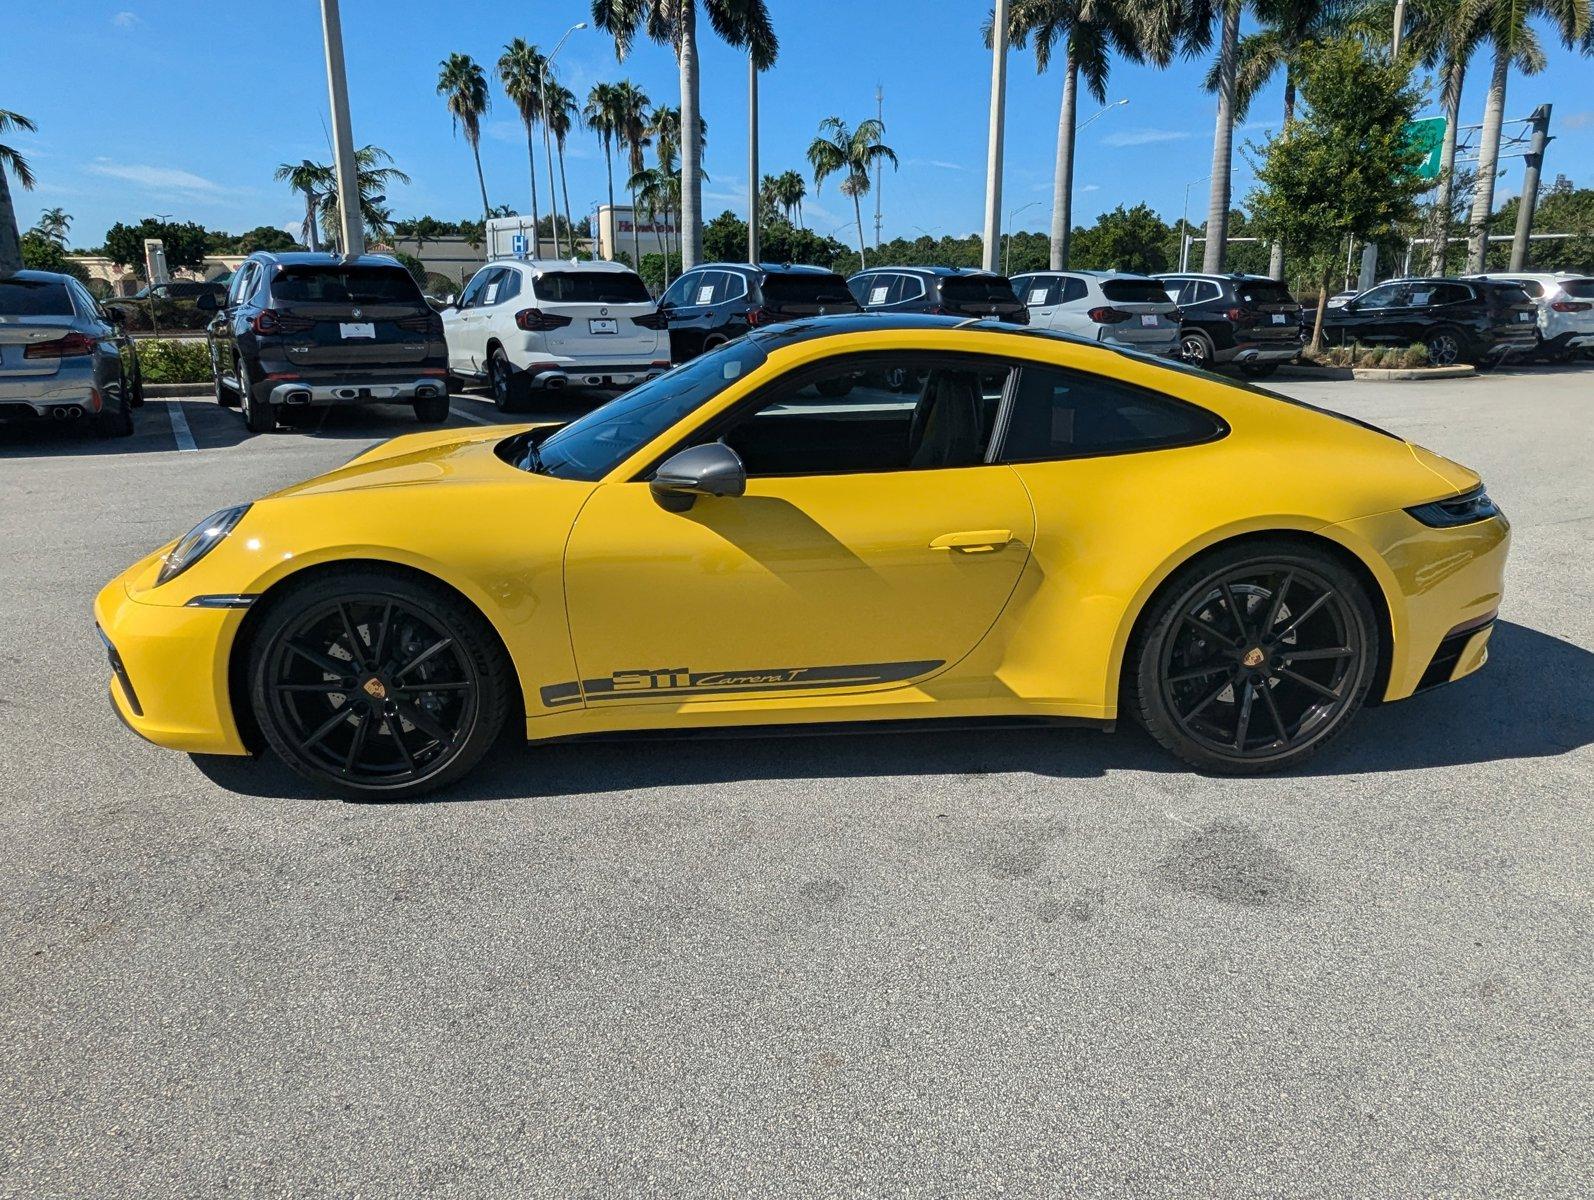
top-left (540, 660), bottom-right (945, 708)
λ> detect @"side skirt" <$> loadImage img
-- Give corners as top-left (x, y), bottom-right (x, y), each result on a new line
top-left (526, 714), bottom-right (1115, 747)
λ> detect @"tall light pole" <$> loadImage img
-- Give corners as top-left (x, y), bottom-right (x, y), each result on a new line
top-left (320, 0), bottom-right (364, 258)
top-left (1509, 104), bottom-right (1553, 271)
top-left (1079, 97), bottom-right (1128, 132)
top-left (748, 51), bottom-right (759, 264)
top-left (1179, 175), bottom-right (1208, 272)
top-left (980, 0), bottom-right (1011, 272)
top-left (1391, 0), bottom-right (1407, 58)
top-left (541, 21), bottom-right (586, 258)
top-left (1004, 200), bottom-right (1040, 275)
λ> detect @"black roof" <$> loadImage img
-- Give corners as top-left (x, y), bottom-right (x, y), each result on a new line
top-left (746, 311), bottom-right (1090, 350)
top-left (1153, 271), bottom-right (1280, 282)
top-left (853, 265), bottom-right (1006, 278)
top-left (246, 250), bottom-right (406, 269)
top-left (695, 261), bottom-right (842, 276)
top-left (0, 269), bottom-right (73, 284)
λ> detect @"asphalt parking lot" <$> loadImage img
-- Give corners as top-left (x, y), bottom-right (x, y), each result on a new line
top-left (2, 370), bottom-right (1590, 1197)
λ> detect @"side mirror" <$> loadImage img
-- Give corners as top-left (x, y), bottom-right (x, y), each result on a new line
top-left (103, 305), bottom-right (126, 326)
top-left (650, 442), bottom-right (746, 512)
top-left (194, 292), bottom-right (219, 313)
top-left (445, 294), bottom-right (458, 307)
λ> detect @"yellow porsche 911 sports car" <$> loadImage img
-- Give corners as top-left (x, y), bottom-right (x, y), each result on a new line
top-left (96, 315), bottom-right (1508, 798)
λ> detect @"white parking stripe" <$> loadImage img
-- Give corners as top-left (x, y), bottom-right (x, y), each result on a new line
top-left (451, 404), bottom-right (498, 426)
top-left (166, 400), bottom-right (198, 451)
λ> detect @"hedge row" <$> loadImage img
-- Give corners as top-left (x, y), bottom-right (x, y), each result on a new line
top-left (134, 339), bottom-right (213, 384)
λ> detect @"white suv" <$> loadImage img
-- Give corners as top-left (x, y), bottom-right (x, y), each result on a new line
top-left (442, 259), bottom-right (670, 408)
top-left (1464, 272), bottom-right (1594, 362)
top-left (1008, 270), bottom-right (1182, 358)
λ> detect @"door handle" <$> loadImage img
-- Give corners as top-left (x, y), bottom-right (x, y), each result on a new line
top-left (930, 530), bottom-right (1012, 553)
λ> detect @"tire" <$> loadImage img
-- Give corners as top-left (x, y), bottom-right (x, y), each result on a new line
top-left (1127, 540), bottom-right (1379, 774)
top-left (214, 368), bottom-right (239, 408)
top-left (1238, 362), bottom-right (1277, 378)
top-left (415, 393), bottom-right (450, 423)
top-left (127, 365), bottom-right (145, 408)
top-left (1424, 330), bottom-right (1464, 367)
top-left (239, 359), bottom-right (275, 433)
top-left (1179, 330), bottom-right (1215, 368)
top-left (248, 568), bottom-right (513, 800)
top-left (702, 334), bottom-right (729, 354)
top-left (487, 347), bottom-right (527, 412)
top-left (91, 392), bottom-right (135, 439)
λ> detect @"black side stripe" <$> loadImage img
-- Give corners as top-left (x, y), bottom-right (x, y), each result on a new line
top-left (540, 659), bottom-right (945, 708)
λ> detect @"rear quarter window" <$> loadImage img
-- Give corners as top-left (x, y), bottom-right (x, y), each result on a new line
top-left (999, 365), bottom-right (1225, 461)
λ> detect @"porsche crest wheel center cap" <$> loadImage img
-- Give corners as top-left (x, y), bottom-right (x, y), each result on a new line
top-left (361, 676), bottom-right (388, 701)
top-left (1242, 647), bottom-right (1266, 669)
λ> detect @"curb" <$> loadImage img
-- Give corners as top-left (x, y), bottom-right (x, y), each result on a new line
top-left (1271, 364), bottom-right (1476, 382)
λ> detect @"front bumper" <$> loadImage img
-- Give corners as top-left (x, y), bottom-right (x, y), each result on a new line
top-left (268, 375), bottom-right (448, 407)
top-left (94, 554), bottom-right (252, 756)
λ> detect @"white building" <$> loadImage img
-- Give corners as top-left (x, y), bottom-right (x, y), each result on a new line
top-left (597, 205), bottom-right (678, 264)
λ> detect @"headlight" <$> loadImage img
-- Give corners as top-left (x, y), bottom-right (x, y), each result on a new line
top-left (156, 504), bottom-right (251, 585)
top-left (1406, 485), bottom-right (1500, 528)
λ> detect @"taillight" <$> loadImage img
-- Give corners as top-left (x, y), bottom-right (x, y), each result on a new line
top-left (514, 308), bottom-right (573, 332)
top-left (24, 331), bottom-right (97, 359)
top-left (1224, 306), bottom-right (1254, 322)
top-left (251, 309), bottom-right (314, 335)
top-left (1551, 299), bottom-right (1591, 312)
top-left (1087, 306), bottom-right (1132, 324)
top-left (396, 311), bottom-right (443, 334)
top-left (631, 309), bottom-right (670, 330)
top-left (927, 305), bottom-right (949, 316)
top-left (745, 306), bottom-right (770, 326)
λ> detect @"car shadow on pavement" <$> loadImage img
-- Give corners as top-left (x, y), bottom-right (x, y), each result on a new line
top-left (190, 621), bottom-right (1590, 804)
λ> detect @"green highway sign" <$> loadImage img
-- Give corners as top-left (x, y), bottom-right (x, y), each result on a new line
top-left (1407, 117), bottom-right (1447, 181)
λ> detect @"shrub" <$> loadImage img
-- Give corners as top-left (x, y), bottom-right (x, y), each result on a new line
top-left (135, 339), bottom-right (213, 384)
top-left (1400, 343), bottom-right (1431, 369)
top-left (1355, 346), bottom-right (1387, 368)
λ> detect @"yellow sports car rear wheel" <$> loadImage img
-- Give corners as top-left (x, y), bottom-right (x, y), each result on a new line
top-left (247, 569), bottom-right (512, 799)
top-left (1131, 541), bottom-right (1379, 774)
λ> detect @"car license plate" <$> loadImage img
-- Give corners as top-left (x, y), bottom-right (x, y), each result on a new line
top-left (1271, 313), bottom-right (1288, 324)
top-left (589, 318), bottom-right (618, 335)
top-left (1517, 311), bottom-right (1532, 322)
top-left (339, 322), bottom-right (375, 339)
top-left (1140, 314), bottom-right (1158, 327)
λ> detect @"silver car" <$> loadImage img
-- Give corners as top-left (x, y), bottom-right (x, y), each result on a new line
top-left (1463, 272), bottom-right (1594, 362)
top-left (0, 270), bottom-right (139, 438)
top-left (1009, 269), bottom-right (1182, 357)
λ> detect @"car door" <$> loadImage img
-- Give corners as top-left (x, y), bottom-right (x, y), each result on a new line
top-left (472, 266), bottom-right (522, 369)
top-left (663, 270), bottom-right (718, 360)
top-left (443, 268), bottom-right (495, 373)
top-left (1330, 281), bottom-right (1402, 346)
top-left (559, 350), bottom-right (1036, 710)
top-left (1050, 275), bottom-right (1094, 336)
top-left (208, 262), bottom-right (252, 380)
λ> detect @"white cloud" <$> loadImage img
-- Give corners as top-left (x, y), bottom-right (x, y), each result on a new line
top-left (86, 159), bottom-right (225, 194)
top-left (905, 158), bottom-right (967, 171)
top-left (1101, 128), bottom-right (1192, 148)
top-left (112, 10), bottom-right (139, 27)
top-left (1080, 183), bottom-right (1101, 193)
top-left (1563, 111), bottom-right (1593, 130)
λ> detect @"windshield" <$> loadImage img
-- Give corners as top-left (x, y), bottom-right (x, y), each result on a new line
top-left (529, 339), bottom-right (768, 481)
top-left (534, 270), bottom-right (651, 303)
top-left (942, 276), bottom-right (1020, 304)
top-left (271, 266), bottom-right (422, 304)
top-left (0, 279), bottom-right (72, 316)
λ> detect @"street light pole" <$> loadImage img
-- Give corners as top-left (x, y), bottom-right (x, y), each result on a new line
top-left (748, 51), bottom-right (759, 265)
top-left (980, 0), bottom-right (1010, 272)
top-left (319, 0), bottom-right (364, 258)
top-left (1391, 0), bottom-right (1407, 58)
top-left (1004, 200), bottom-right (1040, 275)
top-left (1509, 104), bottom-right (1552, 271)
top-left (541, 22), bottom-right (586, 260)
top-left (1179, 176), bottom-right (1207, 272)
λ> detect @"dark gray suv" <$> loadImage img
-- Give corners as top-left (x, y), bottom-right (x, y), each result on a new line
top-left (200, 252), bottom-right (449, 432)
top-left (847, 266), bottom-right (1028, 324)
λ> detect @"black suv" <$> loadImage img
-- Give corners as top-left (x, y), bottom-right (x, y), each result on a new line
top-left (1152, 273), bottom-right (1304, 375)
top-left (658, 263), bottom-right (858, 361)
top-left (200, 252), bottom-right (449, 432)
top-left (1318, 277), bottom-right (1539, 365)
top-left (847, 266), bottom-right (1028, 324)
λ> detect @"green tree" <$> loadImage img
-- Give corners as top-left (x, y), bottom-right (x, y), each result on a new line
top-left (807, 116), bottom-right (897, 271)
top-left (1245, 39), bottom-right (1426, 349)
top-left (1002, 0), bottom-right (1179, 269)
top-left (273, 159), bottom-right (333, 252)
top-left (32, 205), bottom-right (70, 248)
top-left (1069, 203), bottom-right (1173, 274)
top-left (0, 108), bottom-right (38, 277)
top-left (497, 39), bottom-right (547, 251)
top-left (1184, 1), bottom-right (1246, 271)
top-left (546, 82), bottom-right (581, 253)
top-left (316, 146), bottom-right (410, 248)
top-left (231, 225), bottom-right (300, 254)
top-left (592, 0), bottom-right (777, 271)
top-left (1488, 174), bottom-right (1594, 272)
top-left (19, 230), bottom-right (88, 280)
top-left (437, 52), bottom-right (493, 226)
top-left (586, 82), bottom-right (627, 258)
top-left (612, 81), bottom-right (653, 266)
top-left (103, 218), bottom-right (211, 277)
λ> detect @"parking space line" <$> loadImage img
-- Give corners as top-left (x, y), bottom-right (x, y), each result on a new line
top-left (166, 401), bottom-right (198, 452)
top-left (451, 404), bottom-right (498, 426)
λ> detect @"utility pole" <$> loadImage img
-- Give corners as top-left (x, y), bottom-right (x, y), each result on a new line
top-left (981, 0), bottom-right (1010, 272)
top-left (1509, 104), bottom-right (1552, 271)
top-left (319, 0), bottom-right (364, 258)
top-left (873, 85), bottom-right (884, 248)
top-left (1391, 0), bottom-right (1407, 58)
top-left (1359, 0), bottom-right (1408, 289)
top-left (748, 52), bottom-right (759, 264)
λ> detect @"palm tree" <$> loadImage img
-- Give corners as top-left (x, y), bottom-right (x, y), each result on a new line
top-left (498, 39), bottom-right (546, 256)
top-left (807, 116), bottom-right (897, 271)
top-left (546, 82), bottom-right (582, 256)
top-left (628, 154), bottom-right (680, 284)
top-left (32, 206), bottom-right (71, 248)
top-left (612, 81), bottom-right (653, 267)
top-left (1003, 0), bottom-right (1180, 271)
top-left (316, 146), bottom-right (411, 250)
top-left (0, 109), bottom-right (38, 277)
top-left (591, 0), bottom-right (777, 271)
top-left (437, 52), bottom-right (492, 226)
top-left (1204, 0), bottom-right (1347, 278)
top-left (274, 159), bottom-right (334, 252)
top-left (1461, 0), bottom-right (1589, 272)
top-left (586, 82), bottom-right (627, 258)
top-left (765, 169), bottom-right (806, 227)
top-left (1183, 1), bottom-right (1245, 272)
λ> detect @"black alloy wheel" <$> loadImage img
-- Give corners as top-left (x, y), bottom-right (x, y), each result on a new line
top-left (1425, 331), bottom-right (1463, 367)
top-left (239, 358), bottom-right (275, 433)
top-left (1132, 544), bottom-right (1377, 773)
top-left (487, 347), bottom-right (522, 412)
top-left (250, 572), bottom-right (511, 798)
top-left (1180, 331), bottom-right (1214, 368)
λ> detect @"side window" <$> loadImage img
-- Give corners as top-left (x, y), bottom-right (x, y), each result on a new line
top-left (718, 271), bottom-right (750, 304)
top-left (897, 274), bottom-right (926, 303)
top-left (861, 274), bottom-right (894, 307)
top-left (1197, 281), bottom-right (1224, 304)
top-left (660, 273), bottom-right (696, 307)
top-left (1060, 276), bottom-right (1090, 303)
top-left (847, 275), bottom-right (872, 304)
top-left (688, 272), bottom-right (719, 307)
top-left (998, 365), bottom-right (1223, 462)
top-left (494, 269), bottom-right (523, 305)
top-left (714, 354), bottom-right (1013, 477)
top-left (1430, 283), bottom-right (1470, 305)
top-left (227, 264), bottom-right (254, 307)
top-left (477, 269), bottom-right (509, 308)
top-left (1355, 283), bottom-right (1402, 309)
top-left (1516, 279), bottom-right (1544, 298)
top-left (457, 268), bottom-right (493, 309)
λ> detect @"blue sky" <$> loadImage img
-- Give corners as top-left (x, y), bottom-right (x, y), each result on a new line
top-left (8, 0), bottom-right (1593, 247)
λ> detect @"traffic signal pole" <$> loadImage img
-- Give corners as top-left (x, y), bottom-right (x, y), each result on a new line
top-left (1508, 105), bottom-right (1552, 271)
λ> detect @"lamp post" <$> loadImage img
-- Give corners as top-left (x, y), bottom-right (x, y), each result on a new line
top-left (319, 0), bottom-right (364, 259)
top-left (541, 21), bottom-right (586, 258)
top-left (1179, 175), bottom-right (1208, 272)
top-left (980, 0), bottom-right (1011, 271)
top-left (1079, 97), bottom-right (1128, 132)
top-left (1004, 200), bottom-right (1040, 275)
